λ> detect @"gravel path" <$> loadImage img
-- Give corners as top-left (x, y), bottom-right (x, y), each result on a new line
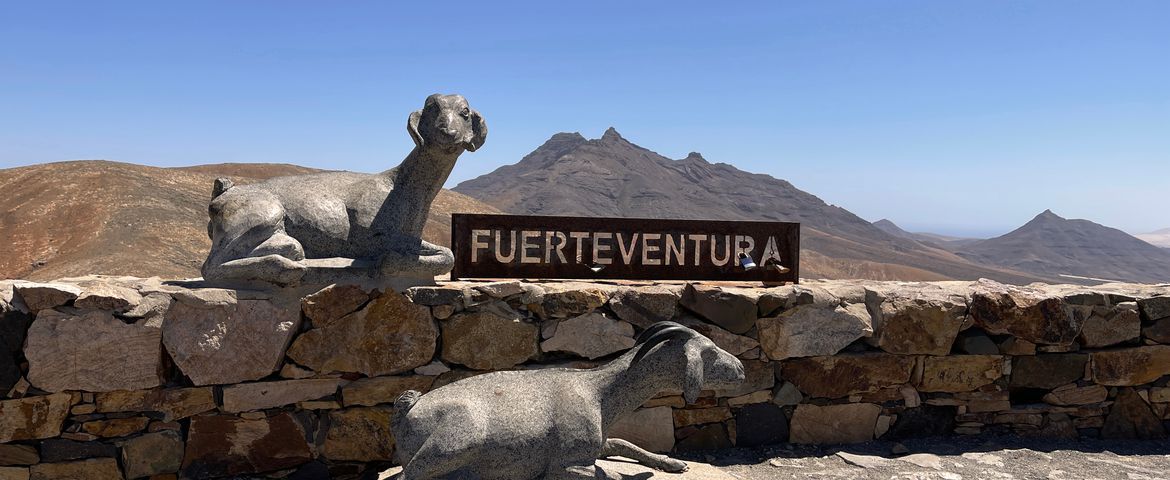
top-left (676, 435), bottom-right (1170, 480)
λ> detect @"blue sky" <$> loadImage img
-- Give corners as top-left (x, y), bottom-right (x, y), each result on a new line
top-left (2, 1), bottom-right (1167, 237)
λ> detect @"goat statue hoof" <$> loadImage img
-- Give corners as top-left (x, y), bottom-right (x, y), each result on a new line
top-left (659, 457), bottom-right (688, 473)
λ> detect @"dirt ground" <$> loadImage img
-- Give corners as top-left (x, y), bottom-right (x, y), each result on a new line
top-left (675, 435), bottom-right (1170, 480)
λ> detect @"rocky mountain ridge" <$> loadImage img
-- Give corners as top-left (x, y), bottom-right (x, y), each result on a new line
top-left (955, 210), bottom-right (1170, 284)
top-left (454, 129), bottom-right (1044, 284)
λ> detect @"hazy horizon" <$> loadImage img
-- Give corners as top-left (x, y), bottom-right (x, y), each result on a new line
top-left (2, 1), bottom-right (1166, 235)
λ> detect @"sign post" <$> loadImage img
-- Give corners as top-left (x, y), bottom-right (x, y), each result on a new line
top-left (451, 214), bottom-right (799, 283)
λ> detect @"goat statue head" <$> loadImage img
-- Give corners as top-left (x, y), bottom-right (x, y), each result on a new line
top-left (633, 321), bottom-right (746, 403)
top-left (408, 93), bottom-right (488, 155)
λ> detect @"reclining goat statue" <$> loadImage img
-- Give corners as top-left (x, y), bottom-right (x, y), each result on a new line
top-left (201, 93), bottom-right (486, 287)
top-left (389, 321), bottom-right (746, 479)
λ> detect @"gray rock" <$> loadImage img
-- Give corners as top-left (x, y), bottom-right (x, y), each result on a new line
top-left (1079, 303), bottom-right (1140, 348)
top-left (163, 294), bottom-right (301, 385)
top-left (680, 284), bottom-right (757, 334)
top-left (757, 304), bottom-right (872, 360)
top-left (201, 94), bottom-right (487, 287)
top-left (12, 283), bottom-right (80, 311)
top-left (540, 312), bottom-right (635, 360)
top-left (0, 307), bottom-right (33, 398)
top-left (678, 316), bottom-right (759, 357)
top-left (25, 309), bottom-right (162, 392)
top-left (391, 322), bottom-right (744, 478)
top-left (608, 286), bottom-right (681, 329)
top-left (121, 430), bottom-right (183, 479)
top-left (1138, 296), bottom-right (1170, 321)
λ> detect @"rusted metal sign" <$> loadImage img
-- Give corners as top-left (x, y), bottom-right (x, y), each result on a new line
top-left (451, 214), bottom-right (799, 283)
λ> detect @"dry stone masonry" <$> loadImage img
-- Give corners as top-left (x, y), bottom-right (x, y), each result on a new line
top-left (0, 275), bottom-right (1169, 478)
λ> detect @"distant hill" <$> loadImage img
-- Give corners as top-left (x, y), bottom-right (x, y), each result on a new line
top-left (454, 128), bottom-right (1042, 283)
top-left (0, 160), bottom-right (499, 280)
top-left (1136, 228), bottom-right (1170, 249)
top-left (955, 210), bottom-right (1170, 284)
top-left (872, 219), bottom-right (982, 250)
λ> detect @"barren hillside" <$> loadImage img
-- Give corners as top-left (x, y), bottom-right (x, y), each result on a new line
top-left (0, 160), bottom-right (499, 280)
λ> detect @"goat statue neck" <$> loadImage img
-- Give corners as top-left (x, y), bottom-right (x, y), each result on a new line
top-left (374, 145), bottom-right (461, 237)
top-left (596, 346), bottom-right (687, 430)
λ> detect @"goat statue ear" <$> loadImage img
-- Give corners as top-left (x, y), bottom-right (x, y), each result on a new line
top-left (466, 108), bottom-right (487, 152)
top-left (682, 342), bottom-right (705, 404)
top-left (407, 109), bottom-right (424, 148)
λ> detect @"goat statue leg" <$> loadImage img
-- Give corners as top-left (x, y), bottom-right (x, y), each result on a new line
top-left (600, 438), bottom-right (688, 473)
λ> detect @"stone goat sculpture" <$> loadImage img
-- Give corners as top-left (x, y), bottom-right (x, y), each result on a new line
top-left (389, 321), bottom-right (746, 479)
top-left (201, 94), bottom-right (486, 287)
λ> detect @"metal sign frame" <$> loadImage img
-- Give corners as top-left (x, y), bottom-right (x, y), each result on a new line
top-left (451, 213), bottom-right (799, 283)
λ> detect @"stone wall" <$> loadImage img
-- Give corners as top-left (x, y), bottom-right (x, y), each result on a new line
top-left (1, 276), bottom-right (1169, 479)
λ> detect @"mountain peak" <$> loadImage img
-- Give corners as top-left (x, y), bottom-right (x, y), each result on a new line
top-left (601, 127), bottom-right (624, 142)
top-left (1032, 209), bottom-right (1065, 223)
top-left (682, 152), bottom-right (708, 163)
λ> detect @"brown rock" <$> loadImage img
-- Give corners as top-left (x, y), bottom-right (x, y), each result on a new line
top-left (872, 289), bottom-right (966, 355)
top-left (164, 294), bottom-right (301, 385)
top-left (758, 304), bottom-right (872, 360)
top-left (0, 467), bottom-right (27, 480)
top-left (1079, 305), bottom-right (1140, 348)
top-left (288, 290), bottom-right (436, 376)
top-left (680, 284), bottom-right (757, 334)
top-left (13, 282), bottom-right (80, 311)
top-left (969, 280), bottom-right (1082, 345)
top-left (789, 403), bottom-right (880, 444)
top-left (29, 458), bottom-right (121, 480)
top-left (25, 310), bottom-right (162, 392)
top-left (301, 284), bottom-right (371, 328)
top-left (95, 387), bottom-right (215, 421)
top-left (1141, 318), bottom-right (1170, 344)
top-left (673, 407), bottom-right (732, 428)
top-left (1102, 388), bottom-right (1166, 439)
top-left (0, 445), bottom-right (37, 466)
top-left (121, 430), bottom-right (183, 479)
top-left (1010, 354), bottom-right (1087, 389)
top-left (472, 281), bottom-right (527, 299)
top-left (1091, 346), bottom-right (1170, 386)
top-left (221, 378), bottom-right (341, 412)
top-left (81, 416), bottom-right (149, 437)
top-left (1043, 384), bottom-right (1108, 406)
top-left (998, 337), bottom-right (1037, 355)
top-left (918, 355), bottom-right (1004, 393)
top-left (675, 424), bottom-right (732, 451)
top-left (540, 312), bottom-right (635, 359)
top-left (342, 375), bottom-right (434, 407)
top-left (529, 283), bottom-right (612, 320)
top-left (780, 354), bottom-right (914, 399)
top-left (441, 308), bottom-right (537, 370)
top-left (0, 393), bottom-right (72, 442)
top-left (74, 282), bottom-right (143, 313)
top-left (322, 407), bottom-right (396, 462)
top-left (608, 286), bottom-right (681, 329)
top-left (182, 413), bottom-right (312, 478)
top-left (608, 407), bottom-right (675, 453)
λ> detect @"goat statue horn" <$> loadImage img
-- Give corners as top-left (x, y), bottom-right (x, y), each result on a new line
top-left (636, 321), bottom-right (686, 344)
top-left (632, 326), bottom-right (694, 364)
